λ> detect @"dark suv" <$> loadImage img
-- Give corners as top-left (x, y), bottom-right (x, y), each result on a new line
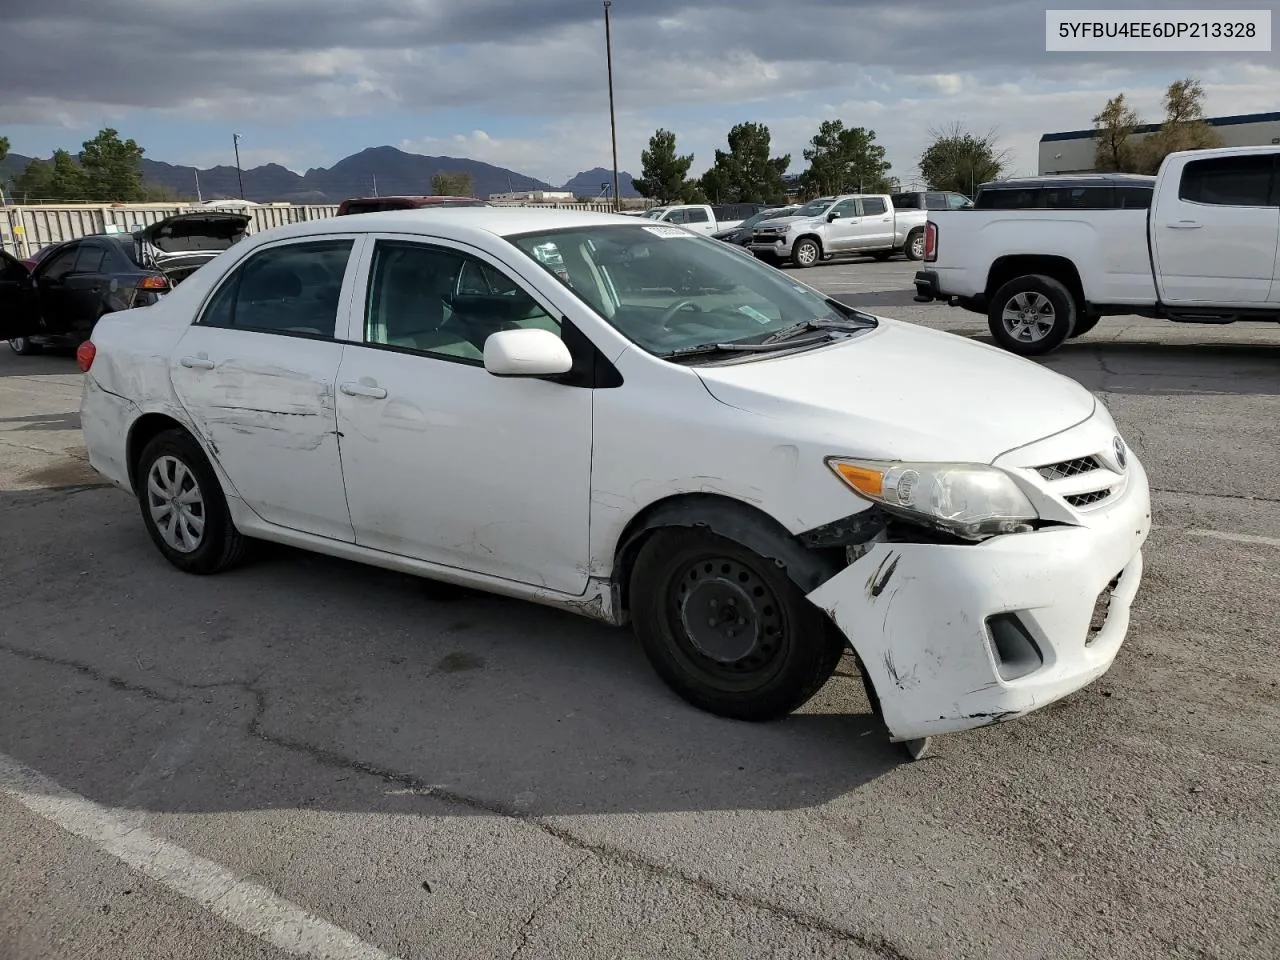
top-left (972, 174), bottom-right (1155, 210)
top-left (891, 191), bottom-right (973, 211)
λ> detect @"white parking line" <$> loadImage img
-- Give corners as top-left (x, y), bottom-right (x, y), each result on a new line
top-left (1178, 528), bottom-right (1280, 549)
top-left (0, 752), bottom-right (402, 960)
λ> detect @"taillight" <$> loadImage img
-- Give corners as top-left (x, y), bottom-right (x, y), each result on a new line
top-left (76, 340), bottom-right (96, 372)
top-left (139, 274), bottom-right (169, 290)
top-left (923, 221), bottom-right (938, 262)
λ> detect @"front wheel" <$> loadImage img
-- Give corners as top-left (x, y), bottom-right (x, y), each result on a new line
top-left (987, 274), bottom-right (1078, 356)
top-left (904, 229), bottom-right (925, 261)
top-left (136, 428), bottom-right (249, 575)
top-left (791, 238), bottom-right (821, 268)
top-left (629, 529), bottom-right (846, 721)
top-left (8, 337), bottom-right (39, 355)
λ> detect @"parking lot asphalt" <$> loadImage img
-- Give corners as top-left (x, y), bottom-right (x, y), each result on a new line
top-left (2, 257), bottom-right (1278, 960)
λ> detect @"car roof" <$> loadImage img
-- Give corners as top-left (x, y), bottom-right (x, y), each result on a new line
top-left (248, 206), bottom-right (649, 246)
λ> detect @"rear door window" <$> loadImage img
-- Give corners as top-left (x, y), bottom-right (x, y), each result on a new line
top-left (1043, 187), bottom-right (1113, 209)
top-left (924, 193), bottom-right (949, 210)
top-left (1178, 155), bottom-right (1276, 207)
top-left (198, 239), bottom-right (355, 338)
top-left (891, 193), bottom-right (923, 209)
top-left (974, 188), bottom-right (1043, 209)
top-left (859, 197), bottom-right (888, 216)
top-left (685, 208), bottom-right (710, 223)
top-left (73, 244), bottom-right (108, 274)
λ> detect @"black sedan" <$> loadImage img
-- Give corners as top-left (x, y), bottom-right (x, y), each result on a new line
top-left (710, 205), bottom-right (798, 246)
top-left (2, 213), bottom-right (248, 355)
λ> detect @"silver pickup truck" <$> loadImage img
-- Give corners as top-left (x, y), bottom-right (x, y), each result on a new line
top-left (747, 193), bottom-right (932, 267)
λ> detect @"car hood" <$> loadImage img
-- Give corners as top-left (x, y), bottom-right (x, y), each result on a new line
top-left (137, 213), bottom-right (250, 255)
top-left (751, 215), bottom-right (822, 231)
top-left (693, 319), bottom-right (1097, 464)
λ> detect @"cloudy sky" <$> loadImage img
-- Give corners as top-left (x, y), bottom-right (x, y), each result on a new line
top-left (1, 0), bottom-right (1276, 189)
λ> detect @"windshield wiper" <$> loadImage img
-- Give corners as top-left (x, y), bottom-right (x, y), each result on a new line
top-left (761, 316), bottom-right (873, 344)
top-left (664, 332), bottom-right (835, 360)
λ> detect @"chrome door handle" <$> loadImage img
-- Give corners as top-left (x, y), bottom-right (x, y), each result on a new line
top-left (340, 381), bottom-right (387, 399)
top-left (1166, 221), bottom-right (1202, 229)
top-left (179, 356), bottom-right (214, 370)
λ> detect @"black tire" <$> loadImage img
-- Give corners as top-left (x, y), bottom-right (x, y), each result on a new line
top-left (791, 237), bottom-right (821, 269)
top-left (986, 274), bottom-right (1078, 356)
top-left (629, 528), bottom-right (846, 721)
top-left (1069, 313), bottom-right (1102, 339)
top-left (135, 428), bottom-right (249, 575)
top-left (8, 337), bottom-right (39, 355)
top-left (904, 229), bottom-right (925, 261)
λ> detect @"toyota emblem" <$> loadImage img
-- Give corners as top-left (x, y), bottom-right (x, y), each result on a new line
top-left (1113, 436), bottom-right (1128, 469)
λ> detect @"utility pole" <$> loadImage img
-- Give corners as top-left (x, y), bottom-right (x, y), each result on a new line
top-left (232, 133), bottom-right (245, 200)
top-left (603, 1), bottom-right (621, 213)
top-left (194, 169), bottom-right (203, 203)
top-left (372, 173), bottom-right (378, 197)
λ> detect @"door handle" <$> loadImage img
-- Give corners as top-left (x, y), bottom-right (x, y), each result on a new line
top-left (179, 356), bottom-right (214, 370)
top-left (340, 381), bottom-right (387, 399)
top-left (881, 217), bottom-right (892, 221)
top-left (1166, 221), bottom-right (1202, 229)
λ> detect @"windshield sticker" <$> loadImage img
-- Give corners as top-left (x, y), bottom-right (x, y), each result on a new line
top-left (641, 225), bottom-right (692, 239)
top-left (737, 305), bottom-right (774, 325)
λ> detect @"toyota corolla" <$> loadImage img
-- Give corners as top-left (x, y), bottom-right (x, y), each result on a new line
top-left (76, 208), bottom-right (1151, 759)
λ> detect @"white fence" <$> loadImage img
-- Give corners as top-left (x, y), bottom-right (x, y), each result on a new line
top-left (0, 200), bottom-right (632, 258)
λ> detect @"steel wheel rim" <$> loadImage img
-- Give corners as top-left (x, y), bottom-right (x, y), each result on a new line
top-left (911, 235), bottom-right (924, 258)
top-left (796, 242), bottom-right (817, 265)
top-left (146, 455), bottom-right (206, 553)
top-left (665, 555), bottom-right (788, 690)
top-left (9, 338), bottom-right (25, 352)
top-left (1001, 291), bottom-right (1056, 342)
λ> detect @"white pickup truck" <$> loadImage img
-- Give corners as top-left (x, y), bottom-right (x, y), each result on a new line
top-left (640, 203), bottom-right (758, 236)
top-left (913, 145), bottom-right (1280, 355)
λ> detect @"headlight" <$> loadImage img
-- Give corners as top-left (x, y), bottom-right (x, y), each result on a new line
top-left (827, 458), bottom-right (1038, 540)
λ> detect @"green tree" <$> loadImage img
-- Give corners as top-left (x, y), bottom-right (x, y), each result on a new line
top-left (799, 120), bottom-right (892, 196)
top-left (918, 123), bottom-right (1008, 195)
top-left (1136, 77), bottom-right (1222, 174)
top-left (0, 136), bottom-right (8, 168)
top-left (79, 127), bottom-right (146, 201)
top-left (632, 129), bottom-right (702, 204)
top-left (1092, 94), bottom-right (1143, 172)
top-left (431, 171), bottom-right (475, 196)
top-left (15, 150), bottom-right (88, 201)
top-left (700, 122), bottom-right (790, 204)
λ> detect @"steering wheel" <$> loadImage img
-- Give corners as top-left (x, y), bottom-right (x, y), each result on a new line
top-left (657, 299), bottom-right (703, 329)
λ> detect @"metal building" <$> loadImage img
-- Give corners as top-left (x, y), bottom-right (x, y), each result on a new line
top-left (1038, 110), bottom-right (1280, 174)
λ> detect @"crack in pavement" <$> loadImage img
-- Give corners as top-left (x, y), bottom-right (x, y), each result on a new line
top-left (509, 854), bottom-right (591, 960)
top-left (1151, 487), bottom-right (1280, 505)
top-left (0, 644), bottom-right (919, 960)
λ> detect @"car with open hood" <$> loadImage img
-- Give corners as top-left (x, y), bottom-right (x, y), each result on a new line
top-left (3, 212), bottom-right (249, 355)
top-left (74, 207), bottom-right (1150, 760)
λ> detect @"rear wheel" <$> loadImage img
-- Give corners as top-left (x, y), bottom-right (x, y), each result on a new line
top-left (135, 428), bottom-right (249, 575)
top-left (1069, 313), bottom-right (1102, 339)
top-left (8, 337), bottom-right (39, 355)
top-left (987, 274), bottom-right (1077, 356)
top-left (791, 238), bottom-right (821, 268)
top-left (905, 229), bottom-right (925, 261)
top-left (630, 529), bottom-right (845, 721)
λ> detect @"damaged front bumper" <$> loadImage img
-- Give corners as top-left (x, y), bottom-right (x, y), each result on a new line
top-left (806, 462), bottom-right (1151, 742)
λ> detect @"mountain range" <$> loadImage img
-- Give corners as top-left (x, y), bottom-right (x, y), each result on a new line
top-left (0, 145), bottom-right (641, 203)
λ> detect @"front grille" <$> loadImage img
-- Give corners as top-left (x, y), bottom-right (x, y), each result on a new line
top-left (1066, 488), bottom-right (1113, 508)
top-left (1037, 455), bottom-right (1102, 481)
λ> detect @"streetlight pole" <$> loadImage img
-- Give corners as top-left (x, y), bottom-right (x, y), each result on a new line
top-left (232, 133), bottom-right (245, 200)
top-left (603, 1), bottom-right (620, 212)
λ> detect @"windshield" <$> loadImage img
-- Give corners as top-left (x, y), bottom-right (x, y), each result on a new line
top-left (641, 209), bottom-right (666, 220)
top-left (791, 198), bottom-right (834, 218)
top-left (508, 224), bottom-right (874, 358)
top-left (741, 207), bottom-right (793, 229)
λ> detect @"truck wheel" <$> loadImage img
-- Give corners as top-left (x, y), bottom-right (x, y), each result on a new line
top-left (791, 238), bottom-right (821, 268)
top-left (905, 229), bottom-right (925, 261)
top-left (629, 528), bottom-right (846, 721)
top-left (8, 337), bottom-right (40, 355)
top-left (1069, 313), bottom-right (1101, 339)
top-left (987, 275), bottom-right (1077, 356)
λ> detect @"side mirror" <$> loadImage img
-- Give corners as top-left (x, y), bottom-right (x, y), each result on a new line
top-left (826, 212), bottom-right (841, 221)
top-left (483, 328), bottom-right (573, 378)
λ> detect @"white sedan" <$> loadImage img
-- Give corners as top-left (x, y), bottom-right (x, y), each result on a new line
top-left (77, 208), bottom-right (1151, 758)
